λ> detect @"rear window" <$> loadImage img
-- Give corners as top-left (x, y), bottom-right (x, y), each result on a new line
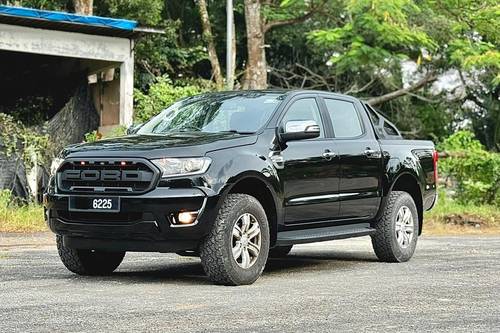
top-left (367, 106), bottom-right (380, 124)
top-left (324, 99), bottom-right (363, 138)
top-left (364, 103), bottom-right (402, 139)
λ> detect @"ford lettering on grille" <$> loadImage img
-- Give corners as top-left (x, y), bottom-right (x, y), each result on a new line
top-left (61, 170), bottom-right (149, 182)
top-left (56, 159), bottom-right (157, 194)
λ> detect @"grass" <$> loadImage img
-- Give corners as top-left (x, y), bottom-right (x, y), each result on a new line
top-left (0, 199), bottom-right (46, 232)
top-left (0, 190), bottom-right (498, 234)
top-left (424, 193), bottom-right (500, 235)
top-left (0, 189), bottom-right (46, 232)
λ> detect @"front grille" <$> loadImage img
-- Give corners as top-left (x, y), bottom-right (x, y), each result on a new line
top-left (56, 158), bottom-right (158, 195)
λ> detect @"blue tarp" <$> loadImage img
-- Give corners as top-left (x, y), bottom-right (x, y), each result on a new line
top-left (0, 5), bottom-right (137, 31)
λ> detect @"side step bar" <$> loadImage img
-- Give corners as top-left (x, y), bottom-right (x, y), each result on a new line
top-left (276, 223), bottom-right (376, 246)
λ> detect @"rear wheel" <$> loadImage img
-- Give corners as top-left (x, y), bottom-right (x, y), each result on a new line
top-left (371, 191), bottom-right (419, 262)
top-left (269, 245), bottom-right (293, 258)
top-left (56, 235), bottom-right (125, 275)
top-left (199, 194), bottom-right (270, 285)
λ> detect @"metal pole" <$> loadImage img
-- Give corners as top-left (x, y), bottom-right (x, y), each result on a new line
top-left (226, 0), bottom-right (234, 90)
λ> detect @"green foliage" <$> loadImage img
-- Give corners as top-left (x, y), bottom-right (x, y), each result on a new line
top-left (0, 96), bottom-right (53, 126)
top-left (133, 77), bottom-right (210, 123)
top-left (0, 114), bottom-right (51, 169)
top-left (431, 0), bottom-right (499, 86)
top-left (83, 130), bottom-right (100, 143)
top-left (0, 189), bottom-right (45, 232)
top-left (107, 125), bottom-right (127, 138)
top-left (438, 131), bottom-right (500, 205)
top-left (424, 190), bottom-right (500, 232)
top-left (0, 0), bottom-right (70, 11)
top-left (83, 126), bottom-right (127, 143)
top-left (308, 0), bottom-right (436, 74)
top-left (96, 0), bottom-right (164, 26)
top-left (134, 31), bottom-right (209, 91)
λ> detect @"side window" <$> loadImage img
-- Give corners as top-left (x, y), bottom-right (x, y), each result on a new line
top-left (324, 99), bottom-right (363, 138)
top-left (282, 98), bottom-right (324, 138)
top-left (365, 104), bottom-right (380, 125)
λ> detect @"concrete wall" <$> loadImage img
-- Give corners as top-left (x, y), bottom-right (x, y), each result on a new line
top-left (0, 23), bottom-right (134, 127)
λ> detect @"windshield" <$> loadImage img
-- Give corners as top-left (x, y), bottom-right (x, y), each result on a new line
top-left (138, 92), bottom-right (285, 135)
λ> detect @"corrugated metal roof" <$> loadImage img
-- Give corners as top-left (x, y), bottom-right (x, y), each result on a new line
top-left (0, 5), bottom-right (141, 38)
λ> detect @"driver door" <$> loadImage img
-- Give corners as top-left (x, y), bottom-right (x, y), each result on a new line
top-left (277, 97), bottom-right (341, 224)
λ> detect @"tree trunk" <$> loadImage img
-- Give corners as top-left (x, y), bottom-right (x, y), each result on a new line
top-left (231, 20), bottom-right (236, 87)
top-left (243, 0), bottom-right (267, 89)
top-left (47, 83), bottom-right (99, 156)
top-left (74, 0), bottom-right (93, 15)
top-left (198, 0), bottom-right (224, 90)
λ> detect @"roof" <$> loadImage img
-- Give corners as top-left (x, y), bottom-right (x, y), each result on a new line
top-left (0, 5), bottom-right (144, 38)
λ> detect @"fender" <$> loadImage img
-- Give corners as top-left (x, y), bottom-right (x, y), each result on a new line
top-left (375, 155), bottom-right (424, 222)
top-left (203, 146), bottom-right (284, 227)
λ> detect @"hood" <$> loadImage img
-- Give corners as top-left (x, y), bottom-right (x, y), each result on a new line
top-left (62, 132), bottom-right (258, 159)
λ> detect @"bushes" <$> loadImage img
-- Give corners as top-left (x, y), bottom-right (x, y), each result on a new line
top-left (438, 131), bottom-right (500, 205)
top-left (0, 113), bottom-right (51, 170)
top-left (83, 126), bottom-right (127, 143)
top-left (133, 77), bottom-right (211, 123)
top-left (0, 189), bottom-right (45, 232)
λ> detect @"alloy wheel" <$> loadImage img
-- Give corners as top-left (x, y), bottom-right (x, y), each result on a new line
top-left (395, 206), bottom-right (414, 248)
top-left (231, 213), bottom-right (261, 269)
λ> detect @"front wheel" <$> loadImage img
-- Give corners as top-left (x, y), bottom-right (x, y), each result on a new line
top-left (56, 235), bottom-right (125, 275)
top-left (199, 194), bottom-right (270, 285)
top-left (371, 191), bottom-right (419, 262)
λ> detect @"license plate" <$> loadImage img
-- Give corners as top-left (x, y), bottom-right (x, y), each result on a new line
top-left (69, 197), bottom-right (120, 212)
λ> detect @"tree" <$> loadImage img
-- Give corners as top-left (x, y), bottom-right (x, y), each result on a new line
top-left (198, 0), bottom-right (224, 89)
top-left (305, 0), bottom-right (498, 148)
top-left (242, 0), bottom-right (327, 89)
top-left (308, 0), bottom-right (437, 102)
top-left (73, 0), bottom-right (92, 15)
top-left (431, 0), bottom-right (499, 150)
top-left (3, 0), bottom-right (498, 149)
top-left (243, 0), bottom-right (266, 89)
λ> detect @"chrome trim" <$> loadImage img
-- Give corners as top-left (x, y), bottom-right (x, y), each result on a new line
top-left (288, 192), bottom-right (360, 205)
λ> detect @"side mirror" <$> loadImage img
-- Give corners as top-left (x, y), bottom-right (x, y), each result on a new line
top-left (280, 120), bottom-right (320, 142)
top-left (126, 123), bottom-right (143, 135)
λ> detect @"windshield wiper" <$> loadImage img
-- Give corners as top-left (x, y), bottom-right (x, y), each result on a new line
top-left (221, 130), bottom-right (255, 135)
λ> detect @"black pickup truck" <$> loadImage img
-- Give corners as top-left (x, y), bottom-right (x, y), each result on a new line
top-left (44, 90), bottom-right (438, 285)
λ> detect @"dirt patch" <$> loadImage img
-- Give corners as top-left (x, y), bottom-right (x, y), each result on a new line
top-left (442, 213), bottom-right (487, 228)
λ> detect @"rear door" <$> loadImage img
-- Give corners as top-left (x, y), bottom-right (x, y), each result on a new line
top-left (277, 95), bottom-right (341, 224)
top-left (320, 96), bottom-right (383, 220)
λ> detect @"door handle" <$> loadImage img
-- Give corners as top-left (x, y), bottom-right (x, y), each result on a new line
top-left (364, 148), bottom-right (381, 158)
top-left (322, 150), bottom-right (336, 160)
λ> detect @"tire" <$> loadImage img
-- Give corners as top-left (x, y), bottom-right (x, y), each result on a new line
top-left (199, 193), bottom-right (270, 286)
top-left (269, 245), bottom-right (293, 258)
top-left (371, 191), bottom-right (419, 263)
top-left (56, 235), bottom-right (125, 275)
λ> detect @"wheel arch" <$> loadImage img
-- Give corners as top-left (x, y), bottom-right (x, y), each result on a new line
top-left (220, 172), bottom-right (281, 246)
top-left (389, 172), bottom-right (424, 235)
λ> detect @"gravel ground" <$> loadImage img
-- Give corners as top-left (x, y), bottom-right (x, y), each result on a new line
top-left (0, 233), bottom-right (499, 332)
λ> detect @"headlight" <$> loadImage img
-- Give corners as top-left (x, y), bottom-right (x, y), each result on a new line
top-left (50, 157), bottom-right (64, 176)
top-left (151, 157), bottom-right (211, 178)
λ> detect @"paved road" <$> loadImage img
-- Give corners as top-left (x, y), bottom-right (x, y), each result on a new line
top-left (1, 234), bottom-right (499, 332)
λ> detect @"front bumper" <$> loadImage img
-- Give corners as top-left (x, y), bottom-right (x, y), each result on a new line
top-left (44, 187), bottom-right (220, 252)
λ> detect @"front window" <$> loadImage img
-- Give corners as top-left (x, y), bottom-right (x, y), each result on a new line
top-left (138, 92), bottom-right (285, 135)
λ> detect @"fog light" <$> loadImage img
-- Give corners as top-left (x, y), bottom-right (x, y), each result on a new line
top-left (177, 211), bottom-right (198, 225)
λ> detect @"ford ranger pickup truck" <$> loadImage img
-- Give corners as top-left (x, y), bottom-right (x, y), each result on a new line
top-left (44, 90), bottom-right (438, 285)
